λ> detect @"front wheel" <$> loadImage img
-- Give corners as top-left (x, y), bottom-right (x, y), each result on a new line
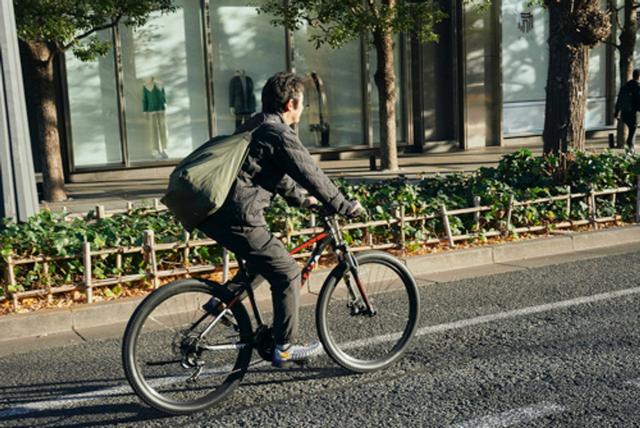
top-left (122, 279), bottom-right (253, 415)
top-left (316, 251), bottom-right (420, 373)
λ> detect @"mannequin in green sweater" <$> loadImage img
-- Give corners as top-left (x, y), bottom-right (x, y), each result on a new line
top-left (143, 76), bottom-right (169, 159)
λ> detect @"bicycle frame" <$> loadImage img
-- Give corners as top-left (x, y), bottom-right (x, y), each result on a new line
top-left (198, 213), bottom-right (374, 344)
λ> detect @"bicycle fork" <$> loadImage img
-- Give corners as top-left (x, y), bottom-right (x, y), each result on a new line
top-left (342, 253), bottom-right (376, 317)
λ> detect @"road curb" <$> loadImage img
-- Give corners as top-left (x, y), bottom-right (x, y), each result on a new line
top-left (2, 224), bottom-right (640, 345)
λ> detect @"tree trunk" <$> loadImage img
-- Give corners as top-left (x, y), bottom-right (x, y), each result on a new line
top-left (543, 8), bottom-right (590, 153)
top-left (373, 26), bottom-right (398, 171)
top-left (542, 0), bottom-right (610, 154)
top-left (616, 0), bottom-right (637, 148)
top-left (25, 41), bottom-right (67, 202)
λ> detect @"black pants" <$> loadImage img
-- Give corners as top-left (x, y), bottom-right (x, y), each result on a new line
top-left (622, 111), bottom-right (637, 152)
top-left (198, 217), bottom-right (300, 345)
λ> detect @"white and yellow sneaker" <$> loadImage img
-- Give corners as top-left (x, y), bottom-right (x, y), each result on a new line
top-left (272, 342), bottom-right (322, 368)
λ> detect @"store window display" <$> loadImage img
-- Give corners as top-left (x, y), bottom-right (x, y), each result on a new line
top-left (121, 0), bottom-right (208, 163)
top-left (142, 77), bottom-right (169, 158)
top-left (302, 72), bottom-right (330, 147)
top-left (210, 1), bottom-right (285, 135)
top-left (229, 69), bottom-right (256, 130)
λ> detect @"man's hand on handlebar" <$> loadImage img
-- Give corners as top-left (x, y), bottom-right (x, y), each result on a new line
top-left (346, 200), bottom-right (364, 219)
top-left (301, 196), bottom-right (319, 209)
top-left (303, 196), bottom-right (364, 219)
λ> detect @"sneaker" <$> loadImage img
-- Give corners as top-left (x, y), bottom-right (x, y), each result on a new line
top-left (272, 342), bottom-right (322, 368)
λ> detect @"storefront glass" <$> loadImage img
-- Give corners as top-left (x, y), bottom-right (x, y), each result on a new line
top-left (293, 27), bottom-right (363, 149)
top-left (210, 1), bottom-right (286, 136)
top-left (502, 1), bottom-right (608, 134)
top-left (120, 0), bottom-right (209, 163)
top-left (66, 30), bottom-right (122, 168)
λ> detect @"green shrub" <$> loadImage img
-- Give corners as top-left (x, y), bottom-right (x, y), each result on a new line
top-left (0, 148), bottom-right (637, 296)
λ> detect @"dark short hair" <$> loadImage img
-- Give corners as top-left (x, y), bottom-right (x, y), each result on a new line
top-left (634, 69), bottom-right (640, 80)
top-left (261, 72), bottom-right (305, 114)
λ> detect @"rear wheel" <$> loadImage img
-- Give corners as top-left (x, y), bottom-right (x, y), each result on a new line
top-left (122, 279), bottom-right (253, 415)
top-left (316, 252), bottom-right (419, 373)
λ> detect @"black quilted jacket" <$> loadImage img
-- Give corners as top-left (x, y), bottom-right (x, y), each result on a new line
top-left (212, 113), bottom-right (351, 227)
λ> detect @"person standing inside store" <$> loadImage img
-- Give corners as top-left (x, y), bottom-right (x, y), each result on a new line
top-left (614, 69), bottom-right (640, 154)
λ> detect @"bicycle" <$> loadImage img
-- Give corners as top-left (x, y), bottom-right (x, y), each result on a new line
top-left (122, 207), bottom-right (420, 415)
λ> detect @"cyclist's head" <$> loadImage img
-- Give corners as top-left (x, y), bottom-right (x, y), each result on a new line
top-left (262, 72), bottom-right (305, 124)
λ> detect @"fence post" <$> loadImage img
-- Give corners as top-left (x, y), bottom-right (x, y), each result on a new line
top-left (43, 261), bottom-right (52, 304)
top-left (440, 205), bottom-right (455, 247)
top-left (636, 176), bottom-right (640, 223)
top-left (504, 195), bottom-right (515, 237)
top-left (473, 196), bottom-right (481, 231)
top-left (589, 189), bottom-right (597, 230)
top-left (399, 206), bottom-right (406, 250)
top-left (183, 231), bottom-right (191, 273)
top-left (5, 255), bottom-right (18, 310)
top-left (153, 198), bottom-right (161, 211)
top-left (144, 230), bottom-right (160, 288)
top-left (116, 251), bottom-right (122, 285)
top-left (127, 202), bottom-right (133, 213)
top-left (82, 241), bottom-right (93, 304)
top-left (565, 186), bottom-right (572, 219)
top-left (96, 205), bottom-right (105, 220)
top-left (222, 248), bottom-right (229, 283)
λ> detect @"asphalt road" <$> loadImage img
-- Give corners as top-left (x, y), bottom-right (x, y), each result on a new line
top-left (2, 246), bottom-right (640, 427)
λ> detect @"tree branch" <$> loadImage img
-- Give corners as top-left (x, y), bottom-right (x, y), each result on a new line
top-left (61, 14), bottom-right (123, 52)
top-left (601, 39), bottom-right (620, 50)
top-left (366, 0), bottom-right (379, 20)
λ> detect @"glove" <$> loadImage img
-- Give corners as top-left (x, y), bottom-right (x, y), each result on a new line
top-left (345, 200), bottom-right (364, 219)
top-left (301, 196), bottom-right (319, 209)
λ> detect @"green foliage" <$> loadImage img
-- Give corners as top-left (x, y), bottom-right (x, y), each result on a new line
top-left (1, 148), bottom-right (638, 297)
top-left (259, 0), bottom-right (488, 48)
top-left (14, 0), bottom-right (175, 59)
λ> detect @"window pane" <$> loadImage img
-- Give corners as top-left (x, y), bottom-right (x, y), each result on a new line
top-left (120, 0), bottom-right (209, 163)
top-left (66, 30), bottom-right (122, 168)
top-left (502, 1), bottom-right (608, 134)
top-left (210, 1), bottom-right (286, 135)
top-left (293, 27), bottom-right (363, 149)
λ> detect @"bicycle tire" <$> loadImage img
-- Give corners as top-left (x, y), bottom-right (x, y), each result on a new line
top-left (316, 251), bottom-right (420, 373)
top-left (122, 279), bottom-right (253, 415)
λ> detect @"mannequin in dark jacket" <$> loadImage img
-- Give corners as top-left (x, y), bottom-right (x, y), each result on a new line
top-left (199, 72), bottom-right (362, 366)
top-left (229, 70), bottom-right (256, 130)
top-left (615, 69), bottom-right (640, 154)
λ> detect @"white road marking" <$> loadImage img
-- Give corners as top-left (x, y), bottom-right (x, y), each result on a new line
top-left (450, 402), bottom-right (566, 427)
top-left (625, 379), bottom-right (640, 387)
top-left (3, 284), bottom-right (640, 418)
top-left (344, 285), bottom-right (640, 349)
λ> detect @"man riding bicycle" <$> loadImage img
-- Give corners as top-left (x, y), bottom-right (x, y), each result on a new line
top-left (198, 72), bottom-right (363, 368)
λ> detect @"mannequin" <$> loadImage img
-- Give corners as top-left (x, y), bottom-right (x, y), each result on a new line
top-left (305, 72), bottom-right (330, 147)
top-left (229, 69), bottom-right (256, 130)
top-left (142, 76), bottom-right (169, 159)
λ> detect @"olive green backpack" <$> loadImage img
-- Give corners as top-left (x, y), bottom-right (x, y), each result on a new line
top-left (161, 131), bottom-right (252, 232)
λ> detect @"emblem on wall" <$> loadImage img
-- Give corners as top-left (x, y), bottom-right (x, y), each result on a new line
top-left (517, 12), bottom-right (534, 34)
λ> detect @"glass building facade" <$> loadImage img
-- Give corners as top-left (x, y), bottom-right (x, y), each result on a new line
top-left (58, 1), bottom-right (620, 176)
top-left (63, 0), bottom-right (406, 173)
top-left (501, 0), bottom-right (608, 136)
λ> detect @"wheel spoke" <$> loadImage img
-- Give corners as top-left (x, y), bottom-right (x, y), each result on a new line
top-left (123, 281), bottom-right (253, 415)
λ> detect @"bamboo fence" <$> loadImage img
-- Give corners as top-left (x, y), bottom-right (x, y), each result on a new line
top-left (2, 180), bottom-right (639, 309)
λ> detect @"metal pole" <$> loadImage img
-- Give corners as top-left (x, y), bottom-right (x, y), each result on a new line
top-left (0, 0), bottom-right (39, 222)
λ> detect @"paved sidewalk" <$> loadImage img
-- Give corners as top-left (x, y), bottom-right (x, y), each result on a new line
top-left (1, 223), bottom-right (639, 357)
top-left (43, 139), bottom-right (613, 215)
